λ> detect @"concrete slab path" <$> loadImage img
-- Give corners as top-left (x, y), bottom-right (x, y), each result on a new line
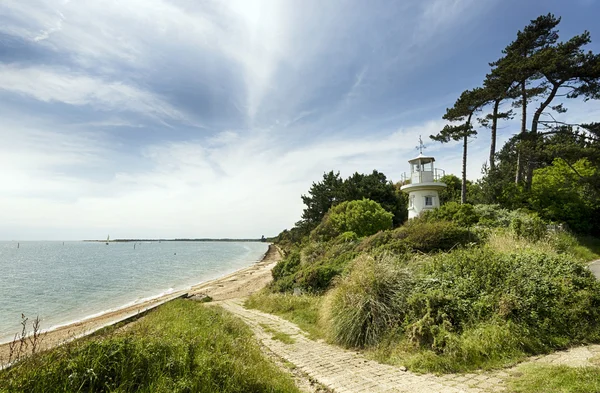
top-left (220, 299), bottom-right (505, 393)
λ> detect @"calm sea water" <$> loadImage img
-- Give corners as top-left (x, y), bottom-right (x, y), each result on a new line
top-left (0, 241), bottom-right (269, 343)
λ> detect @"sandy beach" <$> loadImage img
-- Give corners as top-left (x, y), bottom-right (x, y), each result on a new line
top-left (0, 244), bottom-right (281, 366)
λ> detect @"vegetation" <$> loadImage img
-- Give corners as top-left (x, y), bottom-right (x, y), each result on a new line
top-left (0, 300), bottom-right (300, 393)
top-left (425, 13), bottom-right (600, 236)
top-left (277, 170), bottom-right (407, 248)
top-left (265, 18), bottom-right (600, 370)
top-left (260, 183), bottom-right (600, 373)
top-left (310, 199), bottom-right (393, 241)
top-left (508, 365), bottom-right (600, 393)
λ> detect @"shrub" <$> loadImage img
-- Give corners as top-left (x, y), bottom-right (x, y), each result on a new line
top-left (473, 204), bottom-right (513, 227)
top-left (510, 212), bottom-right (548, 242)
top-left (425, 202), bottom-right (480, 227)
top-left (406, 248), bottom-right (600, 352)
top-left (322, 254), bottom-right (414, 348)
top-left (310, 199), bottom-right (393, 242)
top-left (405, 320), bottom-right (527, 373)
top-left (270, 241), bottom-right (358, 293)
top-left (393, 219), bottom-right (475, 253)
top-left (272, 249), bottom-right (301, 281)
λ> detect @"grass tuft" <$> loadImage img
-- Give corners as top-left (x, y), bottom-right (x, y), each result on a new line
top-left (321, 253), bottom-right (413, 348)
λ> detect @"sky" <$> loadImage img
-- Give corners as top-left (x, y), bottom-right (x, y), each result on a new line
top-left (1, 0), bottom-right (599, 240)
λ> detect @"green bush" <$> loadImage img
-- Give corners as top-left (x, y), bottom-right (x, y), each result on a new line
top-left (405, 320), bottom-right (527, 373)
top-left (473, 204), bottom-right (513, 227)
top-left (322, 254), bottom-right (414, 348)
top-left (272, 249), bottom-right (301, 281)
top-left (393, 219), bottom-right (475, 253)
top-left (510, 212), bottom-right (548, 242)
top-left (310, 199), bottom-right (393, 242)
top-left (425, 202), bottom-right (479, 227)
top-left (0, 300), bottom-right (300, 393)
top-left (270, 241), bottom-right (358, 293)
top-left (406, 248), bottom-right (600, 352)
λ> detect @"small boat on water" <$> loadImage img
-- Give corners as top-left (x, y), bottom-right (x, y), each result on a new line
top-left (106, 235), bottom-right (110, 245)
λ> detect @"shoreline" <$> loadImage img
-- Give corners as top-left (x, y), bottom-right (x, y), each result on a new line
top-left (0, 244), bottom-right (281, 365)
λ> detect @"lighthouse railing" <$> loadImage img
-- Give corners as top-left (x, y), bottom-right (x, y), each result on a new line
top-left (400, 168), bottom-right (446, 185)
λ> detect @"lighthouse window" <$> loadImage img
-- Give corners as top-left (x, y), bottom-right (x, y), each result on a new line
top-left (409, 195), bottom-right (415, 208)
top-left (424, 196), bottom-right (433, 206)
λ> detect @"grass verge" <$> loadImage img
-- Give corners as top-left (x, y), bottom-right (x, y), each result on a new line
top-left (509, 364), bottom-right (600, 393)
top-left (0, 299), bottom-right (300, 393)
top-left (245, 290), bottom-right (324, 339)
top-left (259, 324), bottom-right (296, 344)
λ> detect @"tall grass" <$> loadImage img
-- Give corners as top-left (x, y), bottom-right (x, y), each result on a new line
top-left (321, 254), bottom-right (413, 348)
top-left (0, 300), bottom-right (300, 393)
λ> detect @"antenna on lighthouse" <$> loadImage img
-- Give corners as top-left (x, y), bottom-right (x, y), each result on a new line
top-left (416, 135), bottom-right (426, 155)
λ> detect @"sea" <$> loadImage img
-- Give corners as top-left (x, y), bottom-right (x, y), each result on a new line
top-left (0, 240), bottom-right (269, 343)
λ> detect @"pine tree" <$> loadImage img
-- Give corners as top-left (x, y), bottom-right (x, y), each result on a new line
top-left (431, 88), bottom-right (487, 204)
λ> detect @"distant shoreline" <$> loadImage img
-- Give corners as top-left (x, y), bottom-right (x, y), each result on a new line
top-left (84, 238), bottom-right (267, 243)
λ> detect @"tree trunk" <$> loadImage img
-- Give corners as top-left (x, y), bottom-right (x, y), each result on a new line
top-left (490, 99), bottom-right (500, 172)
top-left (461, 133), bottom-right (468, 204)
top-left (515, 80), bottom-right (527, 184)
top-left (525, 82), bottom-right (561, 190)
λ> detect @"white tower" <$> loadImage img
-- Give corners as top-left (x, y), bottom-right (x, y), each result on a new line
top-left (400, 138), bottom-right (447, 219)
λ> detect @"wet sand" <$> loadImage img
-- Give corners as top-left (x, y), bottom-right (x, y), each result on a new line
top-left (0, 244), bottom-right (281, 366)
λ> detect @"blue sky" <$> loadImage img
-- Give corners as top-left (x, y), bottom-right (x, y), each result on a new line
top-left (1, 0), bottom-right (599, 240)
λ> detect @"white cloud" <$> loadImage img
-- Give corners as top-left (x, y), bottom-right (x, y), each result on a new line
top-left (0, 64), bottom-right (186, 122)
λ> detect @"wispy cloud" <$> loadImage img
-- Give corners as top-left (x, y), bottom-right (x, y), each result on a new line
top-left (0, 64), bottom-right (186, 122)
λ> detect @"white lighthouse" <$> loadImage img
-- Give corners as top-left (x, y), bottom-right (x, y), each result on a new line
top-left (400, 138), bottom-right (447, 219)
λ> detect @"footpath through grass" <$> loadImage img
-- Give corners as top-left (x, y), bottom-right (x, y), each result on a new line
top-left (0, 299), bottom-right (300, 393)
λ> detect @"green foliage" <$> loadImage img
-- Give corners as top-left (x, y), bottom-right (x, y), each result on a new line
top-left (298, 170), bottom-right (406, 233)
top-left (328, 243), bottom-right (600, 373)
top-left (403, 320), bottom-right (527, 373)
top-left (311, 199), bottom-right (393, 242)
top-left (438, 175), bottom-right (462, 204)
top-left (530, 158), bottom-right (600, 234)
top-left (279, 170), bottom-right (407, 249)
top-left (342, 171), bottom-right (408, 227)
top-left (0, 300), bottom-right (300, 393)
top-left (392, 219), bottom-right (475, 253)
top-left (270, 241), bottom-right (358, 293)
top-left (425, 202), bottom-right (479, 227)
top-left (508, 365), bottom-right (600, 393)
top-left (472, 204), bottom-right (513, 227)
top-left (300, 171), bottom-right (344, 229)
top-left (510, 212), bottom-right (548, 242)
top-left (407, 248), bottom-right (600, 349)
top-left (322, 254), bottom-right (414, 348)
